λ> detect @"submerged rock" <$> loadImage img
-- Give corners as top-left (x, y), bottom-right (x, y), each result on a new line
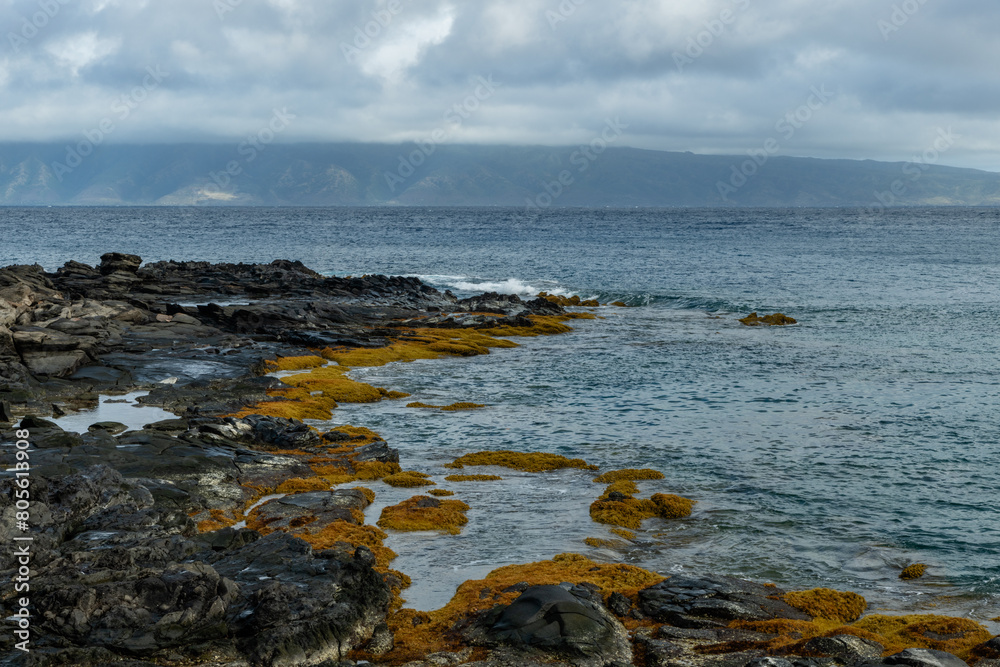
top-left (739, 312), bottom-right (797, 326)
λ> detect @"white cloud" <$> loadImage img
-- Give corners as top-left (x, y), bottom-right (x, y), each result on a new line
top-left (44, 31), bottom-right (120, 77)
top-left (358, 5), bottom-right (456, 82)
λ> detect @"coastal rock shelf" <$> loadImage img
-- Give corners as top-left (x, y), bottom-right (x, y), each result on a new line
top-left (0, 255), bottom-right (994, 666)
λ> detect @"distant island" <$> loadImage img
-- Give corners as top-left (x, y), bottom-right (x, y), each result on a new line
top-left (2, 142), bottom-right (999, 208)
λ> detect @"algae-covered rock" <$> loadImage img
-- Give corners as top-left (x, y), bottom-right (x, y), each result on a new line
top-left (900, 563), bottom-right (928, 580)
top-left (740, 312), bottom-right (797, 326)
top-left (378, 495), bottom-right (469, 534)
top-left (784, 587), bottom-right (867, 623)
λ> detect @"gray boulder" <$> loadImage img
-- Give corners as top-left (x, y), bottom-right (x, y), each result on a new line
top-left (885, 648), bottom-right (969, 667)
top-left (465, 584), bottom-right (632, 667)
top-left (803, 634), bottom-right (884, 662)
top-left (639, 574), bottom-right (809, 628)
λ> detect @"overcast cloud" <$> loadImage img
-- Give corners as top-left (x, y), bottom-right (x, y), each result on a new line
top-left (1, 0), bottom-right (998, 171)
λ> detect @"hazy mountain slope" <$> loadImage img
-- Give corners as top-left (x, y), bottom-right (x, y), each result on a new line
top-left (1, 143), bottom-right (998, 207)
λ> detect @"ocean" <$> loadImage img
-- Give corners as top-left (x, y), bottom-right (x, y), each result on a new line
top-left (2, 206), bottom-right (998, 624)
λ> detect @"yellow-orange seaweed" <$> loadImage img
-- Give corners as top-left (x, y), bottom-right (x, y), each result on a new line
top-left (784, 588), bottom-right (867, 623)
top-left (593, 468), bottom-right (665, 483)
top-left (900, 563), bottom-right (927, 580)
top-left (377, 495), bottom-right (470, 535)
top-left (445, 450), bottom-right (597, 472)
top-left (275, 477), bottom-right (331, 494)
top-left (383, 471), bottom-right (436, 488)
top-left (444, 474), bottom-right (503, 482)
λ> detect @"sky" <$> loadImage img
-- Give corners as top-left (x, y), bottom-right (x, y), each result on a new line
top-left (2, 0), bottom-right (998, 171)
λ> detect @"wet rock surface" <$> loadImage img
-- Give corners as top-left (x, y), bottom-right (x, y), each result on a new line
top-left (0, 466), bottom-right (390, 666)
top-left (639, 574), bottom-right (810, 628)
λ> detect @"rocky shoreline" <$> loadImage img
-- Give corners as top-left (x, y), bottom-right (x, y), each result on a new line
top-left (0, 254), bottom-right (996, 667)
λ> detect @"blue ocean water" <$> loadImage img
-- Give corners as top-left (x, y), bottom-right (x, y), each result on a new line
top-left (2, 206), bottom-right (999, 622)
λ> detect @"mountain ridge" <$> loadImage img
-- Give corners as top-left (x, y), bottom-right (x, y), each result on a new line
top-left (2, 142), bottom-right (998, 208)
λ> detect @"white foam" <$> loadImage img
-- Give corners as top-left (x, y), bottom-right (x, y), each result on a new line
top-left (409, 274), bottom-right (570, 298)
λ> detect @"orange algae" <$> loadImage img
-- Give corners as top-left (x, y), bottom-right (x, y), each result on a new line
top-left (651, 493), bottom-right (696, 518)
top-left (611, 528), bottom-right (636, 540)
top-left (900, 563), bottom-right (927, 580)
top-left (590, 492), bottom-right (695, 530)
top-left (264, 355), bottom-right (328, 372)
top-left (441, 402), bottom-right (486, 411)
top-left (382, 553), bottom-right (664, 664)
top-left (232, 365), bottom-right (408, 421)
top-left (444, 450), bottom-right (597, 472)
top-left (701, 611), bottom-right (992, 661)
top-left (480, 314), bottom-right (574, 337)
top-left (354, 461), bottom-right (404, 481)
top-left (784, 588), bottom-right (868, 623)
top-left (383, 471), bottom-right (436, 488)
top-left (444, 474), bottom-right (503, 482)
top-left (197, 509), bottom-right (238, 533)
top-left (332, 424), bottom-right (384, 441)
top-left (195, 482), bottom-right (283, 534)
top-left (850, 614), bottom-right (992, 659)
top-left (740, 312), bottom-right (798, 326)
top-left (729, 618), bottom-right (836, 652)
top-left (600, 480), bottom-right (639, 497)
top-left (230, 390), bottom-right (339, 421)
top-left (275, 476), bottom-right (331, 494)
top-left (377, 495), bottom-right (470, 535)
top-left (538, 292), bottom-right (600, 308)
top-left (354, 487), bottom-right (376, 504)
top-left (283, 365), bottom-right (400, 404)
top-left (428, 489), bottom-right (455, 497)
top-left (593, 468), bottom-right (665, 483)
top-left (406, 401), bottom-right (487, 411)
top-left (302, 521), bottom-right (398, 570)
top-left (319, 327), bottom-right (522, 369)
top-left (584, 537), bottom-right (628, 549)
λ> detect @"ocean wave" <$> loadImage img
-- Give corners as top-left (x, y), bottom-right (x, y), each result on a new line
top-left (409, 275), bottom-right (571, 298)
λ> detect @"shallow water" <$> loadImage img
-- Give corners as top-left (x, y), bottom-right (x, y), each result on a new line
top-left (53, 391), bottom-right (176, 434)
top-left (4, 206), bottom-right (999, 624)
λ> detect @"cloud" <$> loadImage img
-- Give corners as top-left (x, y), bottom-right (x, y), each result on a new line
top-left (0, 0), bottom-right (997, 171)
